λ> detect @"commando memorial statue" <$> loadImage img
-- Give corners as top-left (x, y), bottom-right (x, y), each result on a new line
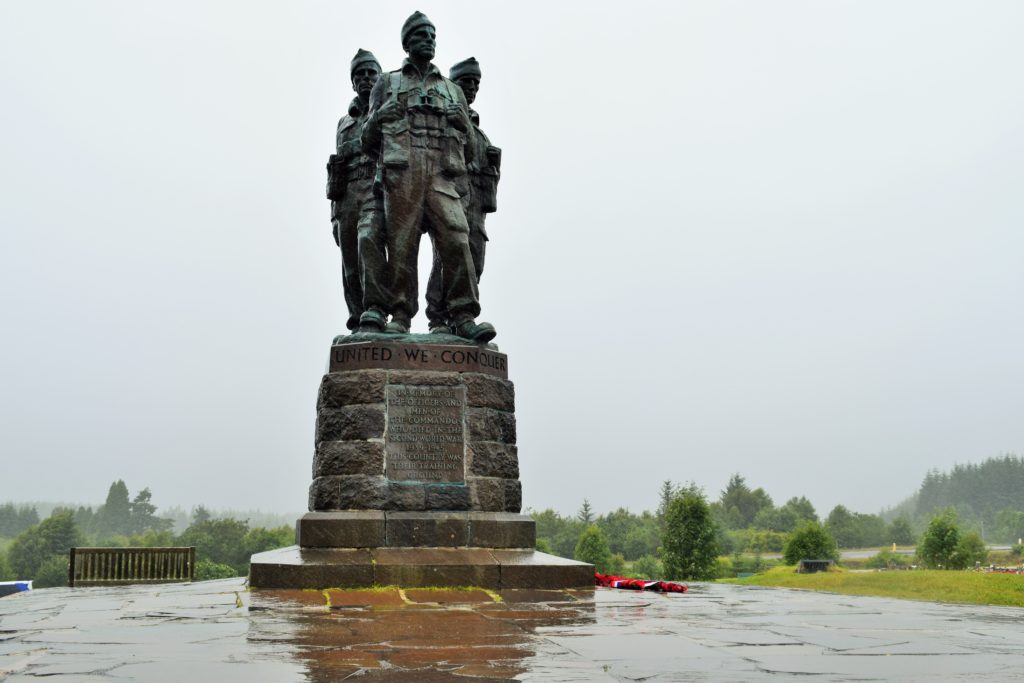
top-left (249, 12), bottom-right (592, 591)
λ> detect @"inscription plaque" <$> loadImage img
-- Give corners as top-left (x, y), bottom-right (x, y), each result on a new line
top-left (385, 384), bottom-right (466, 483)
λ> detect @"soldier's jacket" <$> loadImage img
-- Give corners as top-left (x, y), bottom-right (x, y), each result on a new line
top-left (361, 59), bottom-right (475, 177)
top-left (326, 97), bottom-right (373, 201)
top-left (466, 107), bottom-right (500, 215)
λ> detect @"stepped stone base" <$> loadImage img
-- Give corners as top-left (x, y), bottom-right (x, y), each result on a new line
top-left (295, 511), bottom-right (535, 549)
top-left (249, 546), bottom-right (594, 590)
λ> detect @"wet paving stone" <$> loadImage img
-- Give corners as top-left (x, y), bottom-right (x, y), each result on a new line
top-left (2, 578), bottom-right (1024, 681)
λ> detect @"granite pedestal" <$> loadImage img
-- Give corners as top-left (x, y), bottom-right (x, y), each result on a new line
top-left (249, 336), bottom-right (593, 589)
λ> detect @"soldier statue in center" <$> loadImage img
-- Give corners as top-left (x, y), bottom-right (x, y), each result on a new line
top-left (360, 12), bottom-right (497, 343)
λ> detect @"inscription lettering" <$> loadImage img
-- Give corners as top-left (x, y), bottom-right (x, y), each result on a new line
top-left (329, 342), bottom-right (508, 378)
top-left (385, 384), bottom-right (466, 483)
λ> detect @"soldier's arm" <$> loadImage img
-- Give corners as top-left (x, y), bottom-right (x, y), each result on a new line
top-left (360, 78), bottom-right (387, 156)
top-left (455, 88), bottom-right (476, 165)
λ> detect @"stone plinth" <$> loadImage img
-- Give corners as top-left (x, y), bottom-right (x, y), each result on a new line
top-left (310, 340), bottom-right (519, 513)
top-left (249, 339), bottom-right (593, 590)
top-left (249, 546), bottom-right (594, 590)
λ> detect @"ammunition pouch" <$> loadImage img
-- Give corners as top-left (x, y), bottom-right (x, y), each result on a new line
top-left (472, 171), bottom-right (499, 213)
top-left (326, 154), bottom-right (348, 201)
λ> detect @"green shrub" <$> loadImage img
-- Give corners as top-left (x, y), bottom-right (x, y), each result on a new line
top-left (34, 555), bottom-right (69, 588)
top-left (607, 553), bottom-right (626, 576)
top-left (194, 559), bottom-right (237, 581)
top-left (574, 525), bottom-right (612, 572)
top-left (783, 522), bottom-right (839, 565)
top-left (951, 531), bottom-right (987, 569)
top-left (535, 538), bottom-right (553, 554)
top-left (0, 550), bottom-right (13, 581)
top-left (631, 555), bottom-right (663, 580)
top-left (866, 549), bottom-right (912, 569)
top-left (918, 510), bottom-right (960, 569)
top-left (662, 487), bottom-right (720, 580)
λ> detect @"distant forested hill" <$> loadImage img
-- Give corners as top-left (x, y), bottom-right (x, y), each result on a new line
top-left (911, 455), bottom-right (1024, 542)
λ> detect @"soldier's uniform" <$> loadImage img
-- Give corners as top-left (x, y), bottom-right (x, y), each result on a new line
top-left (425, 58), bottom-right (500, 329)
top-left (328, 50), bottom-right (387, 331)
top-left (362, 58), bottom-right (480, 329)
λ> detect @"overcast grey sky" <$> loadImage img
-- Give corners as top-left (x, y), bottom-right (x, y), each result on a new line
top-left (2, 1), bottom-right (1021, 519)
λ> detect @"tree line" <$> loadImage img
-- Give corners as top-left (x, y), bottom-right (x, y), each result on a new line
top-left (0, 480), bottom-right (293, 587)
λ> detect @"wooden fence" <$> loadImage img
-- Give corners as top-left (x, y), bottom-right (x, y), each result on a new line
top-left (69, 547), bottom-right (196, 587)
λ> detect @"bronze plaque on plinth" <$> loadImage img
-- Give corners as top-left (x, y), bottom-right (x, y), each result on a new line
top-left (385, 385), bottom-right (466, 483)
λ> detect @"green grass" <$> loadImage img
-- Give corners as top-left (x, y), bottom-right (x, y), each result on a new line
top-left (722, 566), bottom-right (1024, 608)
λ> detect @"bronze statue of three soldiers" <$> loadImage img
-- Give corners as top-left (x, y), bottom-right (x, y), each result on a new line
top-left (327, 12), bottom-right (501, 344)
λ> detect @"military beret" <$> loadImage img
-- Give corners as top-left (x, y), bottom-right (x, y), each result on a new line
top-left (449, 57), bottom-right (481, 81)
top-left (401, 11), bottom-right (435, 45)
top-left (350, 48), bottom-right (381, 77)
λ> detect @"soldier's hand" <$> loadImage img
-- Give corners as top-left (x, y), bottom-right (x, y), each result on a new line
top-left (375, 101), bottom-right (403, 124)
top-left (446, 103), bottom-right (470, 132)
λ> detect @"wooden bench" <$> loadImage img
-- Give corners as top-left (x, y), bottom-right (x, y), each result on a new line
top-left (69, 547), bottom-right (196, 587)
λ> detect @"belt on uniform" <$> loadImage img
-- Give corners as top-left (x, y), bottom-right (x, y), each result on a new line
top-left (343, 164), bottom-right (376, 180)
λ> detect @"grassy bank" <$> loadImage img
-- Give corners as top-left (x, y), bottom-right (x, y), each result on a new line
top-left (723, 566), bottom-right (1024, 608)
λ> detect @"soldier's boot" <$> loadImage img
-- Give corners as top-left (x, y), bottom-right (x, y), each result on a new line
top-left (385, 314), bottom-right (411, 335)
top-left (428, 319), bottom-right (451, 335)
top-left (452, 318), bottom-right (496, 344)
top-left (357, 308), bottom-right (387, 333)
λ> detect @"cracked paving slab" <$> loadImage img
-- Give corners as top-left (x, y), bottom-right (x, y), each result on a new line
top-left (1, 578), bottom-right (1023, 680)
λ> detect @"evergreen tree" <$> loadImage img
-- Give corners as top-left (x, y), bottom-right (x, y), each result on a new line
top-left (94, 480), bottom-right (132, 537)
top-left (888, 517), bottom-right (916, 546)
top-left (576, 499), bottom-right (594, 525)
top-left (656, 481), bottom-right (676, 526)
top-left (662, 486), bottom-right (720, 580)
top-left (127, 488), bottom-right (173, 536)
top-left (718, 474), bottom-right (773, 529)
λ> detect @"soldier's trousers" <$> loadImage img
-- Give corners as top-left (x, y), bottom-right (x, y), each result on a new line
top-left (425, 204), bottom-right (486, 325)
top-left (333, 177), bottom-right (370, 330)
top-left (384, 149), bottom-right (480, 324)
top-left (332, 177), bottom-right (388, 327)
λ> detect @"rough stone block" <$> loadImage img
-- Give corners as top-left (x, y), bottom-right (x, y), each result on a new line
top-left (318, 370), bottom-right (387, 409)
top-left (386, 482), bottom-right (426, 511)
top-left (316, 404), bottom-right (385, 442)
top-left (297, 511), bottom-right (385, 548)
top-left (466, 408), bottom-right (516, 444)
top-left (309, 476), bottom-right (341, 511)
top-left (468, 513), bottom-right (535, 549)
top-left (463, 373), bottom-right (515, 411)
top-left (386, 370), bottom-right (461, 386)
top-left (313, 441), bottom-right (384, 477)
top-left (424, 484), bottom-right (470, 511)
top-left (467, 441), bottom-right (519, 479)
top-left (334, 475), bottom-right (388, 509)
top-left (504, 480), bottom-right (523, 513)
top-left (467, 476), bottom-right (505, 512)
top-left (386, 513), bottom-right (469, 547)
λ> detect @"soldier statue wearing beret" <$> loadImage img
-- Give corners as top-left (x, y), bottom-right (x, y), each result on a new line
top-left (425, 57), bottom-right (502, 334)
top-left (361, 12), bottom-right (496, 343)
top-left (327, 49), bottom-right (389, 333)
